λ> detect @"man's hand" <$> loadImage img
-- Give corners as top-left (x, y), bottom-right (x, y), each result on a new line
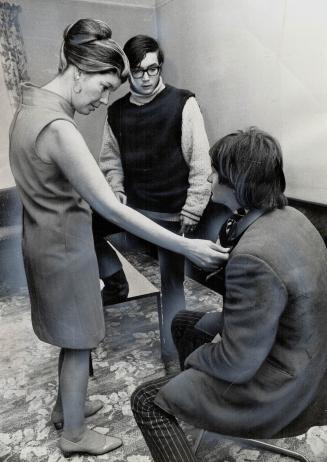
top-left (115, 191), bottom-right (127, 204)
top-left (179, 215), bottom-right (198, 235)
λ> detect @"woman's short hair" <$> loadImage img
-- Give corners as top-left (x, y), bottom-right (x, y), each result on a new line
top-left (59, 18), bottom-right (129, 82)
top-left (210, 127), bottom-right (287, 210)
top-left (123, 35), bottom-right (164, 69)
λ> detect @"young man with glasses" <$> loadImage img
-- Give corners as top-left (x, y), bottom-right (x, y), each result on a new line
top-left (98, 35), bottom-right (211, 372)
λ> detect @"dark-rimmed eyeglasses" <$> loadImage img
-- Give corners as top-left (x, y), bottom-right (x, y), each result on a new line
top-left (131, 65), bottom-right (161, 79)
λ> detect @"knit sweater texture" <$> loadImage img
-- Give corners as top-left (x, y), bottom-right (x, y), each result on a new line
top-left (99, 83), bottom-right (211, 222)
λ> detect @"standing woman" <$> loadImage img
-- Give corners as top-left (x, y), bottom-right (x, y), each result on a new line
top-left (9, 19), bottom-right (228, 457)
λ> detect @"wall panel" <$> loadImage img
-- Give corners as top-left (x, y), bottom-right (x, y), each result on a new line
top-left (157, 0), bottom-right (327, 205)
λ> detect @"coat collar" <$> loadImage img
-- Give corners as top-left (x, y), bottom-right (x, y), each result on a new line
top-left (234, 208), bottom-right (267, 240)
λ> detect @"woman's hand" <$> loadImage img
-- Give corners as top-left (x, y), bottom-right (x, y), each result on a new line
top-left (185, 239), bottom-right (230, 271)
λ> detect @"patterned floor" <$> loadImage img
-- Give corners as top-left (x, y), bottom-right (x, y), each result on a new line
top-left (1, 251), bottom-right (327, 462)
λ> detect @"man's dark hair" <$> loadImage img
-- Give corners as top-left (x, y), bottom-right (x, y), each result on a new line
top-left (123, 35), bottom-right (164, 69)
top-left (210, 127), bottom-right (287, 210)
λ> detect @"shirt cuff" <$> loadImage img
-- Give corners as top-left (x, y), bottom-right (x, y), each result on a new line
top-left (181, 209), bottom-right (201, 222)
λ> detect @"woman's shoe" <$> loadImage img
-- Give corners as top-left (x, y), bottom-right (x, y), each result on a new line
top-left (51, 400), bottom-right (104, 430)
top-left (59, 428), bottom-right (122, 457)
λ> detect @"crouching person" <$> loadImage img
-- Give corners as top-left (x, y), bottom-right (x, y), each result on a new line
top-left (130, 127), bottom-right (327, 462)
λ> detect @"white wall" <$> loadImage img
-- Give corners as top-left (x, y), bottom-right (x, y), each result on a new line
top-left (157, 0), bottom-right (327, 205)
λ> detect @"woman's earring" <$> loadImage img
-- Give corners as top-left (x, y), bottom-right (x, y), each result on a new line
top-left (73, 74), bottom-right (81, 94)
top-left (73, 83), bottom-right (81, 94)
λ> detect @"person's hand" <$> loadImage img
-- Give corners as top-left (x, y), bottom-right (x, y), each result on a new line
top-left (185, 239), bottom-right (230, 271)
top-left (179, 215), bottom-right (198, 235)
top-left (115, 191), bottom-right (127, 204)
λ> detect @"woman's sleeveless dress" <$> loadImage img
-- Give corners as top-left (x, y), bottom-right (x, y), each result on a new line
top-left (9, 83), bottom-right (105, 349)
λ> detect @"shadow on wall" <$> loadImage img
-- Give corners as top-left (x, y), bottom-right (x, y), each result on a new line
top-left (0, 186), bottom-right (26, 295)
top-left (288, 198), bottom-right (327, 246)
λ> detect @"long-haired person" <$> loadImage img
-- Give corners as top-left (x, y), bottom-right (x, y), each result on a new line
top-left (9, 18), bottom-right (228, 457)
top-left (131, 127), bottom-right (327, 462)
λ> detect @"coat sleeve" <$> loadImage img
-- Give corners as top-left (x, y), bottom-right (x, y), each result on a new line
top-left (185, 253), bottom-right (288, 383)
top-left (98, 119), bottom-right (125, 194)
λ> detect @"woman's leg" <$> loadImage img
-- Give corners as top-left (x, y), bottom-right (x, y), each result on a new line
top-left (51, 348), bottom-right (66, 429)
top-left (51, 350), bottom-right (103, 429)
top-left (58, 350), bottom-right (122, 456)
top-left (60, 348), bottom-right (90, 441)
top-left (131, 376), bottom-right (197, 462)
top-left (52, 348), bottom-right (65, 419)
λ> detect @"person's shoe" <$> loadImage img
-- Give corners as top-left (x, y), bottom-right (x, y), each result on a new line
top-left (59, 428), bottom-right (122, 457)
top-left (102, 270), bottom-right (129, 306)
top-left (51, 400), bottom-right (104, 430)
top-left (163, 359), bottom-right (181, 375)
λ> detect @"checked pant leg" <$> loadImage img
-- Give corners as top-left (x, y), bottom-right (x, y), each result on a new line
top-left (131, 375), bottom-right (197, 462)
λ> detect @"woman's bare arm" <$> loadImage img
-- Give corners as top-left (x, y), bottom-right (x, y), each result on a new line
top-left (36, 120), bottom-right (229, 271)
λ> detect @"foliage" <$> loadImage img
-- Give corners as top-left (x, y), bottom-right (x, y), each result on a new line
top-left (0, 2), bottom-right (29, 108)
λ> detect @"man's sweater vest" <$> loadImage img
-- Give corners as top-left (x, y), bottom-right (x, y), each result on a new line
top-left (107, 85), bottom-right (194, 213)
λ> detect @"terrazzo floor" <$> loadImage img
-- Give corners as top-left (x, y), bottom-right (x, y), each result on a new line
top-left (1, 250), bottom-right (327, 462)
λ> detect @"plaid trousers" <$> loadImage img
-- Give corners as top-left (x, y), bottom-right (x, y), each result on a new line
top-left (131, 310), bottom-right (215, 462)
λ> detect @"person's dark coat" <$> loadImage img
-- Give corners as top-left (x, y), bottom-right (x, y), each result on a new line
top-left (155, 206), bottom-right (327, 438)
